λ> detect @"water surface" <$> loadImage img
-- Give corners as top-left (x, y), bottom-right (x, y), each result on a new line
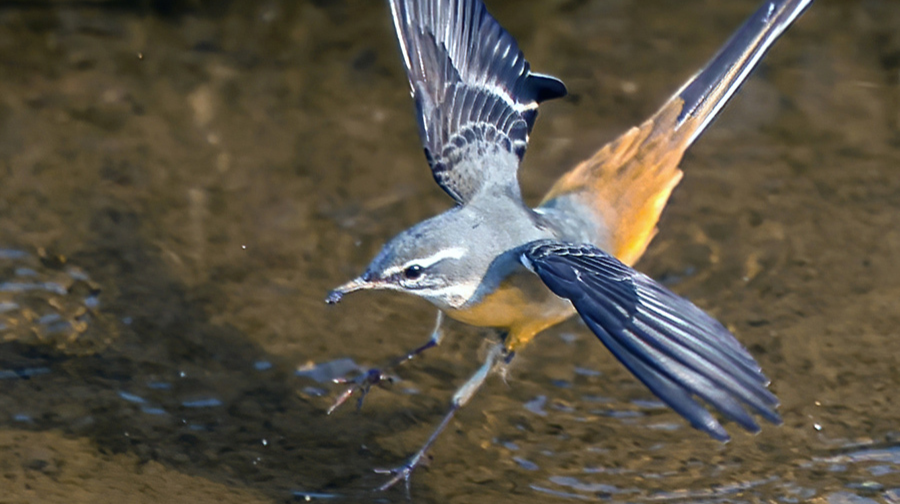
top-left (1, 0), bottom-right (899, 502)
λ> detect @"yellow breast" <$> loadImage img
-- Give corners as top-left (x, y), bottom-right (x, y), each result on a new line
top-left (444, 271), bottom-right (576, 351)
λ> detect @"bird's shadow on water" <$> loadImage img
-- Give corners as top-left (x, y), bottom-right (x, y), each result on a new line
top-left (0, 201), bottom-right (439, 502)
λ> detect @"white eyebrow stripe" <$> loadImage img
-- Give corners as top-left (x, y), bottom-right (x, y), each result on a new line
top-left (382, 246), bottom-right (469, 277)
top-left (406, 246), bottom-right (468, 269)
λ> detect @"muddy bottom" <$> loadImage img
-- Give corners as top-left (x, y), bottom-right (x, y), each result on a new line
top-left (1, 0), bottom-right (900, 502)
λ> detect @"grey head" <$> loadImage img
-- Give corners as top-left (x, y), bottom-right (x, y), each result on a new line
top-left (326, 210), bottom-right (481, 311)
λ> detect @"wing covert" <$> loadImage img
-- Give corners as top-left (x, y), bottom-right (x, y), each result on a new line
top-left (389, 0), bottom-right (567, 204)
top-left (520, 240), bottom-right (781, 441)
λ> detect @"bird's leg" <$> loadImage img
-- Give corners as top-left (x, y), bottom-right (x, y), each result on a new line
top-left (374, 341), bottom-right (507, 495)
top-left (328, 311), bottom-right (446, 415)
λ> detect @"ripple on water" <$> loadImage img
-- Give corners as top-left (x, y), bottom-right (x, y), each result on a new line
top-left (0, 248), bottom-right (115, 354)
top-left (302, 386), bottom-right (327, 397)
top-left (523, 395), bottom-right (548, 416)
top-left (867, 465), bottom-right (895, 476)
top-left (514, 361), bottom-right (900, 503)
top-left (825, 491), bottom-right (880, 504)
top-left (513, 457), bottom-right (540, 471)
top-left (181, 398), bottom-right (224, 408)
top-left (140, 406), bottom-right (168, 416)
top-left (0, 249), bottom-right (28, 260)
top-left (573, 367), bottom-right (602, 377)
top-left (295, 358), bottom-right (362, 383)
top-left (547, 476), bottom-right (636, 496)
top-left (117, 391), bottom-right (147, 404)
top-left (291, 490), bottom-right (342, 501)
top-left (0, 367), bottom-right (51, 379)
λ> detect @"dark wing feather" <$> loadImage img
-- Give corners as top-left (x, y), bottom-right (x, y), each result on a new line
top-left (389, 0), bottom-right (567, 204)
top-left (521, 240), bottom-right (780, 441)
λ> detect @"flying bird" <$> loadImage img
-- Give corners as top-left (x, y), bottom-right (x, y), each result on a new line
top-left (326, 0), bottom-right (812, 492)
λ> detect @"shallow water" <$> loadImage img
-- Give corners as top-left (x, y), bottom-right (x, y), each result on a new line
top-left (0, 0), bottom-right (899, 502)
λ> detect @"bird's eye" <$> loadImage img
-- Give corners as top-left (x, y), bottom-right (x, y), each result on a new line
top-left (403, 264), bottom-right (423, 280)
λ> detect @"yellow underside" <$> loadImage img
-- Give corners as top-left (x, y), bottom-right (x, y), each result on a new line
top-left (445, 272), bottom-right (576, 352)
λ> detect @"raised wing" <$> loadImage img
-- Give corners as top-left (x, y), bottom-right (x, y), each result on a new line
top-left (389, 0), bottom-right (567, 204)
top-left (520, 240), bottom-right (780, 441)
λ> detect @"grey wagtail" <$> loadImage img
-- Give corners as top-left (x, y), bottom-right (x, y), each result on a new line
top-left (325, 0), bottom-right (811, 491)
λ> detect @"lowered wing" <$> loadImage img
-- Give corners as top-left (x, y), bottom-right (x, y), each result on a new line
top-left (520, 240), bottom-right (781, 441)
top-left (389, 0), bottom-right (567, 204)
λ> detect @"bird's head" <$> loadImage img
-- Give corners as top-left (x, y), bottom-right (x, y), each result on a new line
top-left (326, 215), bottom-right (478, 310)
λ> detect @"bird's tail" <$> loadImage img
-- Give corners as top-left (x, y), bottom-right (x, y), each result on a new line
top-left (540, 0), bottom-right (811, 266)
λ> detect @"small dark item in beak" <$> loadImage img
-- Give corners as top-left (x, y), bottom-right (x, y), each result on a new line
top-left (325, 273), bottom-right (377, 304)
top-left (325, 289), bottom-right (345, 304)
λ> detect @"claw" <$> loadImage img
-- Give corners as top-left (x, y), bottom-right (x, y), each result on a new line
top-left (374, 456), bottom-right (422, 496)
top-left (373, 443), bottom-right (435, 495)
top-left (364, 344), bottom-right (504, 495)
top-left (326, 386), bottom-right (356, 415)
top-left (326, 368), bottom-right (396, 415)
top-left (327, 311), bottom-right (445, 417)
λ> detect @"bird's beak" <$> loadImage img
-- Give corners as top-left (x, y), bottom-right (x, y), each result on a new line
top-left (325, 273), bottom-right (378, 304)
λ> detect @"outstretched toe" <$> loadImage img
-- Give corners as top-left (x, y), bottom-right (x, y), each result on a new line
top-left (374, 457), bottom-right (423, 496)
top-left (327, 368), bottom-right (396, 415)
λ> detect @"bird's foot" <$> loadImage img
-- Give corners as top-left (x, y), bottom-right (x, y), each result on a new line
top-left (327, 368), bottom-right (397, 415)
top-left (373, 452), bottom-right (428, 496)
